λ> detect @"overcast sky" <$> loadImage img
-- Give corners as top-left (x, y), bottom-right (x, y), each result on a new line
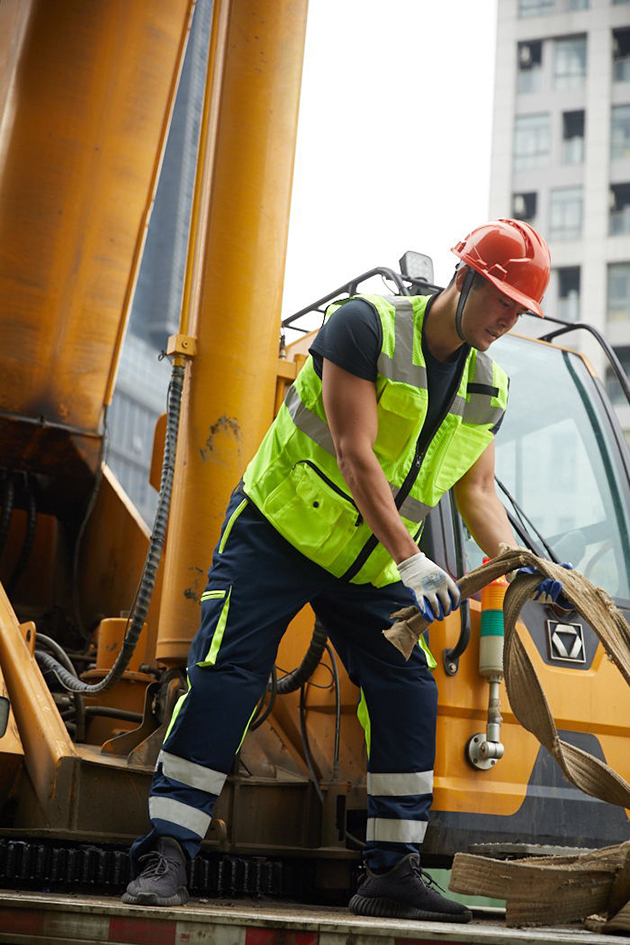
top-left (282, 0), bottom-right (500, 328)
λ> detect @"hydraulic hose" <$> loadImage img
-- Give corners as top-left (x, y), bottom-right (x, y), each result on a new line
top-left (250, 665), bottom-right (277, 731)
top-left (84, 706), bottom-right (143, 723)
top-left (324, 642), bottom-right (341, 780)
top-left (276, 618), bottom-right (328, 694)
top-left (299, 683), bottom-right (323, 804)
top-left (35, 362), bottom-right (186, 695)
top-left (35, 633), bottom-right (86, 741)
top-left (0, 475), bottom-right (15, 559)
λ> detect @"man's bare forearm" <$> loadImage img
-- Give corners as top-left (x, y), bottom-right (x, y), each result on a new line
top-left (455, 487), bottom-right (517, 559)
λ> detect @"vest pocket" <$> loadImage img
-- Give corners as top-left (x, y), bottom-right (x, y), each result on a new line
top-left (374, 382), bottom-right (423, 461)
top-left (262, 461), bottom-right (359, 567)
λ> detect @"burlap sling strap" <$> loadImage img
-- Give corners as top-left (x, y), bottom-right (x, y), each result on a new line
top-left (383, 547), bottom-right (630, 927)
top-left (384, 546), bottom-right (630, 807)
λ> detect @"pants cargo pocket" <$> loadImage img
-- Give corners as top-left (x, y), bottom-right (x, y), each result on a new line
top-left (196, 587), bottom-right (232, 667)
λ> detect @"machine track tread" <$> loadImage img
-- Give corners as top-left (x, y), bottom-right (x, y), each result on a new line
top-left (0, 838), bottom-right (314, 899)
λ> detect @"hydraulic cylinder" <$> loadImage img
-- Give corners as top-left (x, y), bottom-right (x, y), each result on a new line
top-left (155, 0), bottom-right (309, 664)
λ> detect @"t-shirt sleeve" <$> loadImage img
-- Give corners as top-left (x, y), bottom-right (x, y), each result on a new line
top-left (309, 298), bottom-right (382, 381)
top-left (490, 412), bottom-right (505, 436)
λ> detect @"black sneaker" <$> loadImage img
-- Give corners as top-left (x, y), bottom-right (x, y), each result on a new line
top-left (349, 854), bottom-right (472, 923)
top-left (122, 837), bottom-right (189, 906)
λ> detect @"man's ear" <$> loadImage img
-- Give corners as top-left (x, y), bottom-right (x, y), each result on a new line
top-left (454, 266), bottom-right (469, 291)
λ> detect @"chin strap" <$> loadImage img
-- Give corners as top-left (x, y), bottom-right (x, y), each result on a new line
top-left (455, 266), bottom-right (476, 342)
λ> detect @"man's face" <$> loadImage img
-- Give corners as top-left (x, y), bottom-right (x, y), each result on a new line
top-left (460, 277), bottom-right (529, 351)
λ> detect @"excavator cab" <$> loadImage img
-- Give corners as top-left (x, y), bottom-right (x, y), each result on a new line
top-left (283, 260), bottom-right (630, 861)
top-left (462, 329), bottom-right (630, 603)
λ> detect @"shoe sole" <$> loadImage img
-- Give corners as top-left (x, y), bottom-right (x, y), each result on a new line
top-left (121, 887), bottom-right (189, 907)
top-left (349, 893), bottom-right (472, 923)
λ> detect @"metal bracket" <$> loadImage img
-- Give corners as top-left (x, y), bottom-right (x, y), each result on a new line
top-left (443, 600), bottom-right (470, 675)
top-left (166, 333), bottom-right (197, 358)
top-left (466, 733), bottom-right (504, 770)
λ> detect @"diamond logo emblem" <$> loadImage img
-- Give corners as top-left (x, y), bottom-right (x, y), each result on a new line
top-left (546, 621), bottom-right (586, 664)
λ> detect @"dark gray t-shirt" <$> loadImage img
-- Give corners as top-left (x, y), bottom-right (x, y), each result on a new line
top-left (309, 296), bottom-right (488, 447)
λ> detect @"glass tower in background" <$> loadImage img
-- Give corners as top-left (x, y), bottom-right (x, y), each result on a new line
top-left (490, 0), bottom-right (630, 444)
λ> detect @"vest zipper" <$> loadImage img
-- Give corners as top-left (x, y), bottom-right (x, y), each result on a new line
top-left (295, 460), bottom-right (363, 526)
top-left (339, 357), bottom-right (468, 583)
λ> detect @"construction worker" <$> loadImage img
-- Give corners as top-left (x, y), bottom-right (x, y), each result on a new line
top-left (124, 219), bottom-right (566, 920)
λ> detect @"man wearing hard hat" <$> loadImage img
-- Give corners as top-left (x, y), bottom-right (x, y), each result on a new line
top-left (125, 220), bottom-right (566, 922)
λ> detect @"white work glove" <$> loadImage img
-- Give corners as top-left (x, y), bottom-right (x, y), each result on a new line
top-left (397, 552), bottom-right (461, 623)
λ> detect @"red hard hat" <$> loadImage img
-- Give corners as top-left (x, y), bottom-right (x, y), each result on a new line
top-left (451, 219), bottom-right (551, 316)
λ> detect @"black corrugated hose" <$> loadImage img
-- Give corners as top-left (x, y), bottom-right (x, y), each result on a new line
top-left (276, 618), bottom-right (328, 694)
top-left (0, 475), bottom-right (15, 558)
top-left (36, 363), bottom-right (185, 694)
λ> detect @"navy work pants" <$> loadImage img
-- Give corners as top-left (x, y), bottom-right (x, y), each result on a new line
top-left (132, 486), bottom-right (438, 871)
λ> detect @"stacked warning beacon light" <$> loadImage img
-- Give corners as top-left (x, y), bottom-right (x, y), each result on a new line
top-left (467, 562), bottom-right (509, 770)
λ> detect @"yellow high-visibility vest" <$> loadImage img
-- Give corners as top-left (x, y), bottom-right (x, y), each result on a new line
top-left (243, 294), bottom-right (509, 586)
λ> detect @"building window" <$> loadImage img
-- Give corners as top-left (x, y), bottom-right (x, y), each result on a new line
top-left (610, 184), bottom-right (630, 235)
top-left (611, 105), bottom-right (630, 160)
top-left (613, 0), bottom-right (630, 5)
top-left (557, 267), bottom-right (580, 321)
top-left (553, 35), bottom-right (587, 90)
top-left (569, 0), bottom-right (588, 7)
top-left (513, 192), bottom-right (538, 222)
top-left (605, 347), bottom-right (630, 406)
top-left (608, 263), bottom-right (630, 322)
top-left (549, 187), bottom-right (583, 240)
top-left (519, 0), bottom-right (556, 14)
top-left (613, 28), bottom-right (630, 83)
top-left (562, 110), bottom-right (585, 164)
top-left (514, 114), bottom-right (551, 171)
top-left (518, 41), bottom-right (543, 93)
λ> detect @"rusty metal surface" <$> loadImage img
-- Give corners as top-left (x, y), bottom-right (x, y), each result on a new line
top-left (0, 0), bottom-right (194, 436)
top-left (0, 417), bottom-right (101, 514)
top-left (2, 889), bottom-right (623, 945)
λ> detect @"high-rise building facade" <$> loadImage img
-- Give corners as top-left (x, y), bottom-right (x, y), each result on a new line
top-left (489, 0), bottom-right (630, 444)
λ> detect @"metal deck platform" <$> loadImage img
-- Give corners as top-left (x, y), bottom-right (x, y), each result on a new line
top-left (0, 890), bottom-right (628, 945)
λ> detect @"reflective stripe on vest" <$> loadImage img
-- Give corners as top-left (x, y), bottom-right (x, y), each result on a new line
top-left (242, 293), bottom-right (509, 585)
top-left (377, 297), bottom-right (427, 387)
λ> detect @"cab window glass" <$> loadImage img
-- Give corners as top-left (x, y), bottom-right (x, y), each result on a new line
top-left (457, 334), bottom-right (630, 602)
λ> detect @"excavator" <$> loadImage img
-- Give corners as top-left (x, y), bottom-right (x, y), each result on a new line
top-left (0, 0), bottom-right (628, 941)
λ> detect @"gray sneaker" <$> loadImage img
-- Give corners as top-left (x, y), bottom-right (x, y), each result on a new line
top-left (349, 853), bottom-right (472, 922)
top-left (122, 837), bottom-right (189, 906)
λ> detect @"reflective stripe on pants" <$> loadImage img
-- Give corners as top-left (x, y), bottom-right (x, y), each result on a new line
top-left (131, 484), bottom-right (437, 870)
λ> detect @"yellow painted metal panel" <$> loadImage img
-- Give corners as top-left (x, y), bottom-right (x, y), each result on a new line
top-left (0, 0), bottom-right (194, 435)
top-left (77, 464), bottom-right (164, 671)
top-left (0, 582), bottom-right (77, 821)
top-left (156, 0), bottom-right (309, 663)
